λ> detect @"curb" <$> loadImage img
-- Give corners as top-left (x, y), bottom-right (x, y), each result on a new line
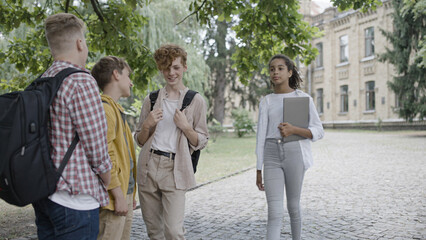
top-left (189, 166), bottom-right (255, 191)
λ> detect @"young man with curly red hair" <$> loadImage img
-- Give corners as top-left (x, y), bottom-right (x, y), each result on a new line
top-left (134, 44), bottom-right (209, 239)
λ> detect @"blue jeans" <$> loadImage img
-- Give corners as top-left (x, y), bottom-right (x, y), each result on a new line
top-left (32, 198), bottom-right (99, 240)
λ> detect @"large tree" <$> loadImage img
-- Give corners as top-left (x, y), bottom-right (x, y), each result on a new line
top-left (379, 0), bottom-right (426, 121)
top-left (1, 0), bottom-right (382, 99)
top-left (0, 0), bottom-right (210, 96)
top-left (202, 19), bottom-right (237, 123)
top-left (186, 0), bottom-right (319, 85)
top-left (189, 0), bottom-right (380, 123)
top-left (186, 0), bottom-right (380, 85)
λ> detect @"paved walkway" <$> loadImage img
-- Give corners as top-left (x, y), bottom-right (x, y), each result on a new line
top-left (130, 131), bottom-right (426, 239)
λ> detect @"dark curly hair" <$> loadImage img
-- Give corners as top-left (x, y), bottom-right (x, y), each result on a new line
top-left (268, 54), bottom-right (303, 89)
top-left (154, 44), bottom-right (187, 71)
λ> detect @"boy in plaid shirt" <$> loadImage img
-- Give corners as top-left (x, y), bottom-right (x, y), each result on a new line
top-left (32, 13), bottom-right (112, 240)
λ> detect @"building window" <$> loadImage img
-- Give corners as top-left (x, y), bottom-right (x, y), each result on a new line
top-left (316, 88), bottom-right (324, 114)
top-left (316, 42), bottom-right (323, 68)
top-left (395, 94), bottom-right (401, 108)
top-left (366, 81), bottom-right (375, 111)
top-left (339, 35), bottom-right (349, 63)
top-left (365, 27), bottom-right (375, 57)
top-left (340, 85), bottom-right (349, 112)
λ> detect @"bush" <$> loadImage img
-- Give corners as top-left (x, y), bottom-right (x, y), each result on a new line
top-left (208, 118), bottom-right (225, 142)
top-left (231, 108), bottom-right (255, 138)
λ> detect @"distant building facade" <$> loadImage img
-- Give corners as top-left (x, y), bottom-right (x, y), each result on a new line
top-left (222, 1), bottom-right (424, 130)
top-left (299, 0), bottom-right (412, 128)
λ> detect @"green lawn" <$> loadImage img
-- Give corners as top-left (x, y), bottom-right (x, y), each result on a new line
top-left (194, 133), bottom-right (257, 184)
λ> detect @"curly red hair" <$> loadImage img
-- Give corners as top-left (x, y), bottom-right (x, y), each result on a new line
top-left (154, 44), bottom-right (187, 71)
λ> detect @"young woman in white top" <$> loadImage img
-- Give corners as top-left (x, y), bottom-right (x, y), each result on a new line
top-left (256, 54), bottom-right (324, 240)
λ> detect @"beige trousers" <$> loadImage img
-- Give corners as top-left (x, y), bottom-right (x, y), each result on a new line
top-left (98, 193), bottom-right (134, 240)
top-left (139, 153), bottom-right (186, 240)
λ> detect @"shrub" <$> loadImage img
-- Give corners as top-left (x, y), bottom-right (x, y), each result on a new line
top-left (231, 108), bottom-right (255, 138)
top-left (208, 118), bottom-right (225, 142)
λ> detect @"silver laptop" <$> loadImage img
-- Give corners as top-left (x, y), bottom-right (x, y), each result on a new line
top-left (282, 97), bottom-right (309, 142)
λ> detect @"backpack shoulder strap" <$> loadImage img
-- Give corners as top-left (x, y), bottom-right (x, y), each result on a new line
top-left (54, 68), bottom-right (86, 175)
top-left (149, 90), bottom-right (160, 111)
top-left (180, 90), bottom-right (198, 111)
top-left (26, 67), bottom-right (87, 106)
top-left (54, 67), bottom-right (87, 83)
top-left (28, 67), bottom-right (86, 91)
top-left (57, 133), bottom-right (79, 174)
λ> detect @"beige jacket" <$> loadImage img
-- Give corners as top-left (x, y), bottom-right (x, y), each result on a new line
top-left (134, 88), bottom-right (209, 190)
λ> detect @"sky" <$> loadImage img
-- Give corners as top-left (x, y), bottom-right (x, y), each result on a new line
top-left (313, 0), bottom-right (333, 13)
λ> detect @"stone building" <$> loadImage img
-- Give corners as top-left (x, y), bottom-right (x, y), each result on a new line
top-left (299, 0), bottom-right (410, 128)
top-left (222, 1), bottom-right (424, 130)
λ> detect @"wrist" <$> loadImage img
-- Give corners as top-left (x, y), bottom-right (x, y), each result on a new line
top-left (181, 124), bottom-right (193, 134)
top-left (142, 122), bottom-right (151, 130)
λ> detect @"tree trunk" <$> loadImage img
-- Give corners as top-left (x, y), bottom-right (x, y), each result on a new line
top-left (213, 69), bottom-right (226, 124)
top-left (212, 20), bottom-right (228, 124)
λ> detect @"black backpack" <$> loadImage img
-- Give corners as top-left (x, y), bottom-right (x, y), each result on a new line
top-left (149, 89), bottom-right (201, 173)
top-left (0, 68), bottom-right (84, 206)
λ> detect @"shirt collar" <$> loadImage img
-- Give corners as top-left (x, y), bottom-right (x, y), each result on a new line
top-left (53, 60), bottom-right (90, 73)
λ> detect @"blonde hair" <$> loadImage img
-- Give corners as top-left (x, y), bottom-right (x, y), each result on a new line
top-left (92, 56), bottom-right (131, 91)
top-left (44, 13), bottom-right (86, 56)
top-left (154, 44), bottom-right (187, 71)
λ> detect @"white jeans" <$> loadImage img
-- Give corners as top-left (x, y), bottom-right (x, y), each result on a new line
top-left (264, 139), bottom-right (306, 240)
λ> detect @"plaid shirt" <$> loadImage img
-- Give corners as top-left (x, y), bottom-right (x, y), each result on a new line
top-left (42, 61), bottom-right (112, 207)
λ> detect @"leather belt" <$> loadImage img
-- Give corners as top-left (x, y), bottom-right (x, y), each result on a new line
top-left (151, 149), bottom-right (176, 160)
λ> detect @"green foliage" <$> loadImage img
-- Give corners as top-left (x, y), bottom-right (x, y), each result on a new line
top-left (401, 0), bottom-right (426, 68)
top-left (231, 108), bottom-right (255, 138)
top-left (376, 117), bottom-right (382, 132)
top-left (139, 0), bottom-right (210, 95)
top-left (0, 0), bottom-right (157, 92)
top-left (202, 19), bottom-right (237, 123)
top-left (124, 98), bottom-right (143, 118)
top-left (1, 0), bottom-right (384, 106)
top-left (231, 72), bottom-right (273, 112)
top-left (208, 118), bottom-right (225, 142)
top-left (331, 0), bottom-right (382, 11)
top-left (188, 0), bottom-right (320, 85)
top-left (379, 0), bottom-right (426, 121)
top-left (186, 0), bottom-right (383, 86)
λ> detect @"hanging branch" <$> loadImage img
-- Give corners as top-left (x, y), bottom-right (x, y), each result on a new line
top-left (91, 0), bottom-right (105, 22)
top-left (64, 0), bottom-right (70, 13)
top-left (176, 0), bottom-right (207, 25)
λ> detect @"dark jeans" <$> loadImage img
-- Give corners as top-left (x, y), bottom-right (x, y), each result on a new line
top-left (32, 198), bottom-right (99, 240)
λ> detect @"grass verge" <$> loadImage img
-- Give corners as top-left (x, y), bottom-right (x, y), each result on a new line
top-left (194, 133), bottom-right (256, 184)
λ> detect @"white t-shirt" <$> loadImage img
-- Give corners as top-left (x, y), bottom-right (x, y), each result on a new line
top-left (151, 98), bottom-right (179, 153)
top-left (255, 90), bottom-right (324, 170)
top-left (49, 191), bottom-right (100, 210)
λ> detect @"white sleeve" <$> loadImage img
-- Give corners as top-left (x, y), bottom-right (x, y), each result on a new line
top-left (308, 96), bottom-right (324, 142)
top-left (256, 96), bottom-right (268, 170)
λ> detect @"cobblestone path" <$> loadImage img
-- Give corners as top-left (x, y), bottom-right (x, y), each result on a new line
top-left (130, 131), bottom-right (426, 240)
